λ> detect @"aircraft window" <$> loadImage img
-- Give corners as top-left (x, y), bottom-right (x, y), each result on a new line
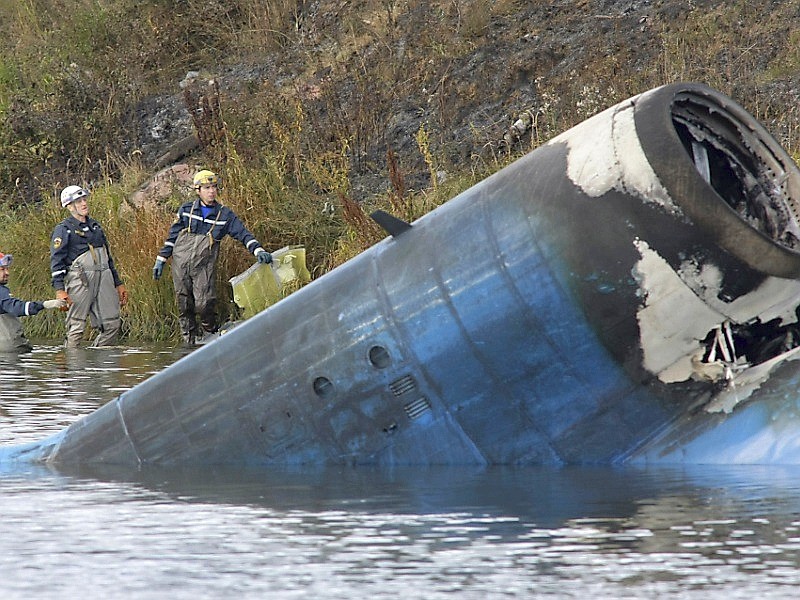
top-left (312, 376), bottom-right (334, 398)
top-left (368, 345), bottom-right (391, 368)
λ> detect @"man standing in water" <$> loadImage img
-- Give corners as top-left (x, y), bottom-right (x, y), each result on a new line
top-left (50, 185), bottom-right (128, 348)
top-left (152, 169), bottom-right (272, 345)
top-left (0, 252), bottom-right (67, 352)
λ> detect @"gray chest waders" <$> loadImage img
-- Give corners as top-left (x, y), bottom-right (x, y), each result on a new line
top-left (171, 230), bottom-right (221, 340)
top-left (0, 313), bottom-right (32, 353)
top-left (64, 246), bottom-right (121, 347)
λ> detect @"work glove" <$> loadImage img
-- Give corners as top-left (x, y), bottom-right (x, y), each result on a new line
top-left (256, 249), bottom-right (273, 264)
top-left (55, 289), bottom-right (72, 310)
top-left (153, 259), bottom-right (164, 280)
top-left (117, 284), bottom-right (128, 307)
top-left (43, 298), bottom-right (68, 310)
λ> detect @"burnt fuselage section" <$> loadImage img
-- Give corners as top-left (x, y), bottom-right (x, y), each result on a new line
top-left (5, 83), bottom-right (800, 467)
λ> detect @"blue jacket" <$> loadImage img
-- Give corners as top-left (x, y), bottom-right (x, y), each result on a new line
top-left (0, 284), bottom-right (44, 317)
top-left (50, 216), bottom-right (123, 291)
top-left (156, 199), bottom-right (265, 260)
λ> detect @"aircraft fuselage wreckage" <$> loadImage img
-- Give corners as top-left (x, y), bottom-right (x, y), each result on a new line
top-left (6, 82), bottom-right (800, 466)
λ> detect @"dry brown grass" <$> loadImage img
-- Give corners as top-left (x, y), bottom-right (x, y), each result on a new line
top-left (4, 0), bottom-right (800, 340)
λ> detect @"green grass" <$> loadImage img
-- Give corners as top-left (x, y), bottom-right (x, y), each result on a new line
top-left (1, 148), bottom-right (485, 342)
top-left (1, 0), bottom-right (799, 341)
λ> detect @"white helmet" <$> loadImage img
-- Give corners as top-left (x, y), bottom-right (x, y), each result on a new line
top-left (60, 185), bottom-right (89, 207)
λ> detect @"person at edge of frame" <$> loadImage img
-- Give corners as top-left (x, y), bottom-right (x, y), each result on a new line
top-left (0, 252), bottom-right (67, 352)
top-left (50, 185), bottom-right (128, 348)
top-left (152, 169), bottom-right (273, 346)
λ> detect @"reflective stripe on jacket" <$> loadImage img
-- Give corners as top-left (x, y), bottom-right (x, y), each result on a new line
top-left (157, 199), bottom-right (265, 261)
top-left (50, 216), bottom-right (122, 291)
top-left (0, 284), bottom-right (44, 317)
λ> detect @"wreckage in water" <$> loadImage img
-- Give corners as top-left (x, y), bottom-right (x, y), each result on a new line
top-left (6, 81), bottom-right (800, 467)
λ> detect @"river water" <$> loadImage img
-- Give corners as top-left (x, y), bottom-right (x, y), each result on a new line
top-left (2, 343), bottom-right (800, 599)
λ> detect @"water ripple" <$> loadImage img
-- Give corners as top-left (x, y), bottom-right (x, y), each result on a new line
top-left (3, 346), bottom-right (800, 597)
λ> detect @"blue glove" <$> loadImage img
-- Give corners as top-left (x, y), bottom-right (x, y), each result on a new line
top-left (153, 259), bottom-right (164, 280)
top-left (256, 249), bottom-right (272, 264)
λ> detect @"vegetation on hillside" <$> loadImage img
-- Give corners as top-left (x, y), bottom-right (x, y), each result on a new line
top-left (1, 0), bottom-right (800, 342)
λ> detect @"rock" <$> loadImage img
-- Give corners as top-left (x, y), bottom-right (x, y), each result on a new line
top-left (128, 163), bottom-right (194, 209)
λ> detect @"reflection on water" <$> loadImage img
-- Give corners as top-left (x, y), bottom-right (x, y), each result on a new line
top-left (0, 342), bottom-right (190, 444)
top-left (3, 463), bottom-right (800, 598)
top-left (1, 343), bottom-right (800, 598)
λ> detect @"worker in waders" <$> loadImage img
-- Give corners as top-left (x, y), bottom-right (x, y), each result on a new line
top-left (0, 253), bottom-right (68, 352)
top-left (152, 170), bottom-right (273, 345)
top-left (50, 185), bottom-right (128, 348)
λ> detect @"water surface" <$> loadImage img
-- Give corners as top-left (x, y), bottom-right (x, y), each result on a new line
top-left (1, 344), bottom-right (799, 598)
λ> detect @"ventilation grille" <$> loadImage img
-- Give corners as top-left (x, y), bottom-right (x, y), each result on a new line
top-left (389, 375), bottom-right (417, 397)
top-left (404, 397), bottom-right (431, 420)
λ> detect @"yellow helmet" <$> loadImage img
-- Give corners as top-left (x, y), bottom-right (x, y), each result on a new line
top-left (193, 169), bottom-right (218, 188)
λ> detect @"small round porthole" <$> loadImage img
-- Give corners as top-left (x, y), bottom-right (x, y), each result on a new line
top-left (368, 345), bottom-right (391, 369)
top-left (313, 376), bottom-right (334, 398)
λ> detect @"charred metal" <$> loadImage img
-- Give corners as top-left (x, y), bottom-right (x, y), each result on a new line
top-left (5, 83), bottom-right (800, 467)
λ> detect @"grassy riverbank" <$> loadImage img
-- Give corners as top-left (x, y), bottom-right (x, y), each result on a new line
top-left (3, 152), bottom-right (481, 342)
top-left (4, 0), bottom-right (800, 342)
